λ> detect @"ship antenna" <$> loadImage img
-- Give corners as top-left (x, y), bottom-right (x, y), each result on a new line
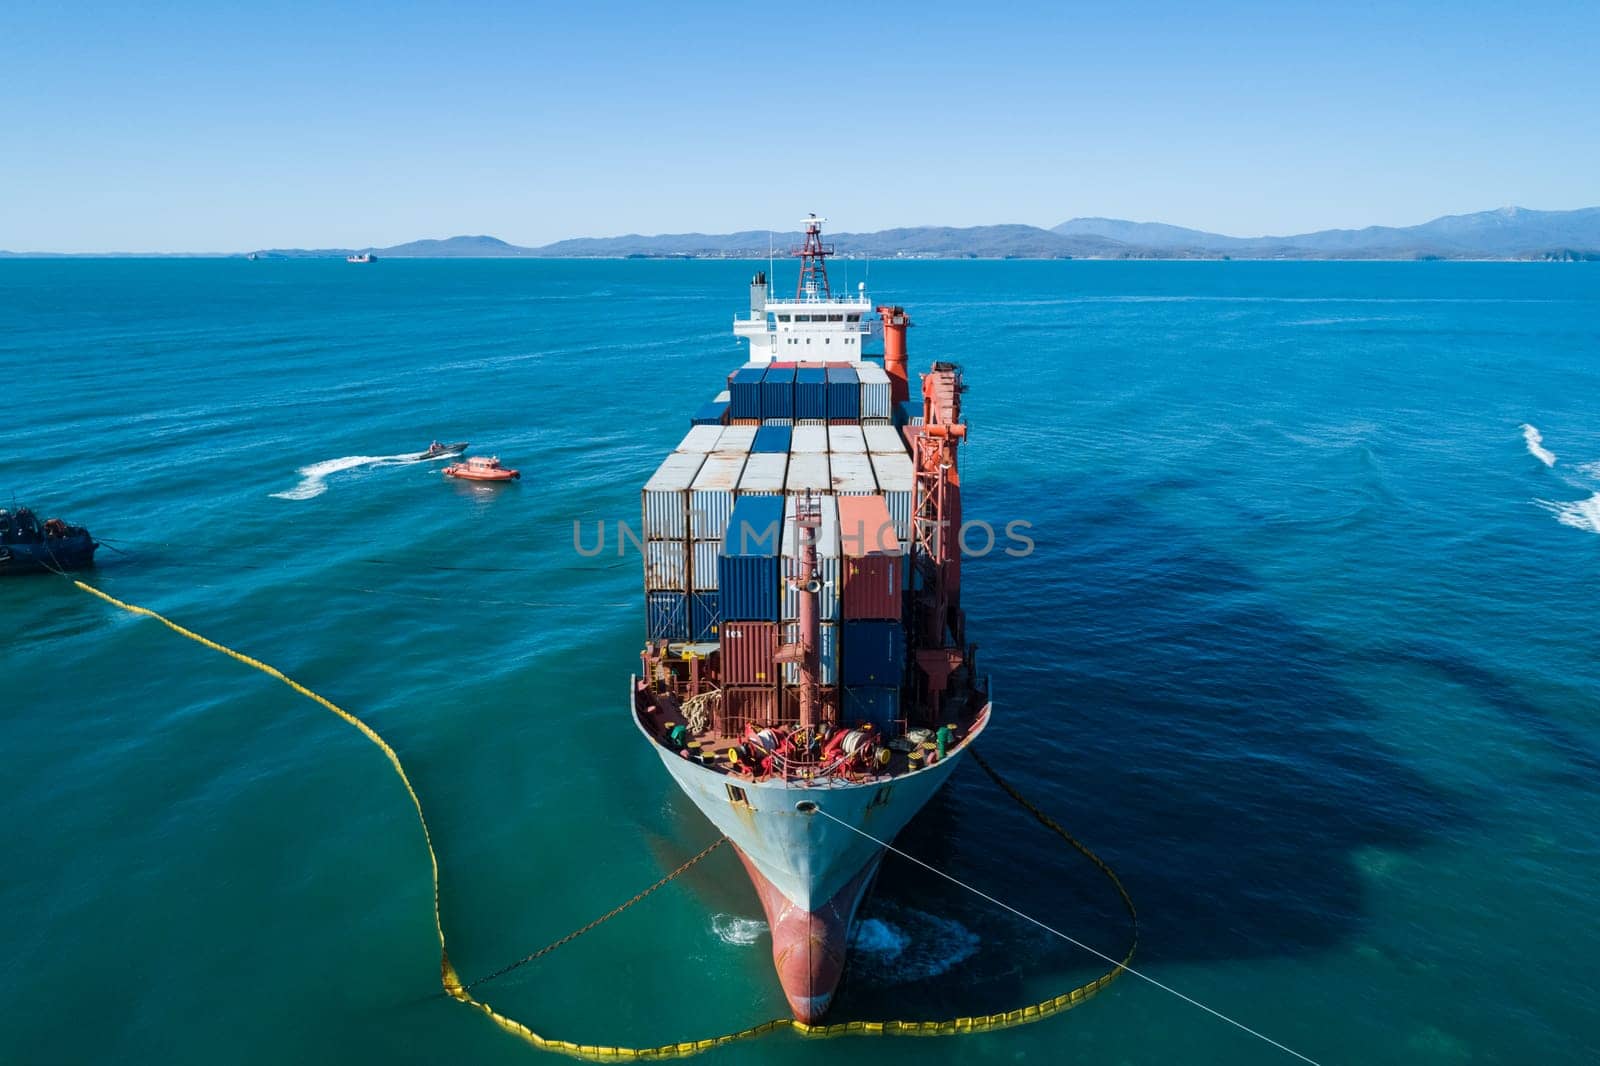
top-left (793, 213), bottom-right (833, 300)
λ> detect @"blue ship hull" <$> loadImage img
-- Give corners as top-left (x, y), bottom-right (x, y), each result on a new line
top-left (0, 535), bottom-right (97, 576)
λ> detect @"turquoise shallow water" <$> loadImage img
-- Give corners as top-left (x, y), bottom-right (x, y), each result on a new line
top-left (3, 259), bottom-right (1598, 1065)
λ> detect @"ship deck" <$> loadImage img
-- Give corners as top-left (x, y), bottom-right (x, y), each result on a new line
top-left (634, 683), bottom-right (988, 786)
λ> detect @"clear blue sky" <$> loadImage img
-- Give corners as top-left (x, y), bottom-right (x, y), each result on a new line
top-left (3, 1), bottom-right (1596, 252)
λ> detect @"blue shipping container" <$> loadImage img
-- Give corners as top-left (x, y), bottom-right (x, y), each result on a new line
top-left (719, 496), bottom-right (784, 621)
top-left (647, 591), bottom-right (689, 641)
top-left (826, 367), bottom-right (861, 420)
top-left (729, 367), bottom-right (765, 420)
top-left (751, 425), bottom-right (793, 454)
top-left (843, 686), bottom-right (899, 730)
top-left (692, 400), bottom-right (729, 426)
top-left (688, 590), bottom-right (720, 641)
top-left (841, 619), bottom-right (904, 686)
top-left (761, 366), bottom-right (796, 420)
top-left (795, 368), bottom-right (829, 420)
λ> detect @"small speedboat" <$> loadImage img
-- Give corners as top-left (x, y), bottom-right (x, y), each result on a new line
top-left (443, 455), bottom-right (520, 481)
top-left (0, 506), bottom-right (97, 576)
top-left (423, 440), bottom-right (469, 459)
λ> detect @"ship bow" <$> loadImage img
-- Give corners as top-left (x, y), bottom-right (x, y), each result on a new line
top-left (735, 845), bottom-right (880, 1022)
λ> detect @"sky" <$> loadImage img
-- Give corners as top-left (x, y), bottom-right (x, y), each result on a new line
top-left (2, 0), bottom-right (1597, 252)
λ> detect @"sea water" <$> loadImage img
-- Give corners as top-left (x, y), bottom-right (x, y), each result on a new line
top-left (2, 259), bottom-right (1597, 1064)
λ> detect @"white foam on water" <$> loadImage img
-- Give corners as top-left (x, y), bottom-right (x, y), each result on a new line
top-left (1537, 494), bottom-right (1600, 535)
top-left (849, 905), bottom-right (980, 984)
top-left (271, 451), bottom-right (434, 500)
top-left (850, 918), bottom-right (909, 960)
top-left (1575, 461), bottom-right (1600, 479)
top-left (1521, 424), bottom-right (1556, 467)
top-left (710, 914), bottom-right (768, 946)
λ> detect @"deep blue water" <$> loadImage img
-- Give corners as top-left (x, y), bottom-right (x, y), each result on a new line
top-left (2, 259), bottom-right (1598, 1065)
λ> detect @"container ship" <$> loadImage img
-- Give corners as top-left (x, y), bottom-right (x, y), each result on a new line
top-left (632, 217), bottom-right (989, 1021)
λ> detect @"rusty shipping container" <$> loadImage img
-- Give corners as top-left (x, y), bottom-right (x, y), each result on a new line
top-left (836, 495), bottom-right (902, 620)
top-left (720, 620), bottom-right (780, 685)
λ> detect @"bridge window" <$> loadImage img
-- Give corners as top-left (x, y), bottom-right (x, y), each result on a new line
top-left (847, 314), bottom-right (861, 322)
top-left (795, 314), bottom-right (812, 322)
top-left (777, 314), bottom-right (791, 322)
top-left (827, 314), bottom-right (843, 322)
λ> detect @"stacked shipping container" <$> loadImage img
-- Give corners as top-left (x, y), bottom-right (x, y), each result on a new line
top-left (688, 448), bottom-right (746, 640)
top-left (837, 494), bottom-right (907, 731)
top-left (795, 368), bottom-right (828, 422)
top-left (647, 377), bottom-right (920, 735)
top-left (641, 449), bottom-right (705, 641)
top-left (856, 363), bottom-right (891, 422)
top-left (717, 494), bottom-right (785, 733)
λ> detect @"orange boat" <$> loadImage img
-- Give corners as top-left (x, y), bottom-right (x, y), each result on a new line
top-left (443, 455), bottom-right (520, 481)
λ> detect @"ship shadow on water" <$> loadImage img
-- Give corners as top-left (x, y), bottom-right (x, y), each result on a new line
top-left (824, 483), bottom-right (1466, 1021)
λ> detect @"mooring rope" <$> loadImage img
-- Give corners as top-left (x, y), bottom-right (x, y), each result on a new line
top-left (67, 578), bottom-right (1257, 1061)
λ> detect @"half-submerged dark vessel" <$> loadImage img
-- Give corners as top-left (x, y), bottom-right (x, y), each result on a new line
top-left (0, 507), bottom-right (97, 575)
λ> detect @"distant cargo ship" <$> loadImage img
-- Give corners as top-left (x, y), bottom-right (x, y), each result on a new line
top-left (346, 252), bottom-right (375, 263)
top-left (633, 216), bottom-right (988, 1021)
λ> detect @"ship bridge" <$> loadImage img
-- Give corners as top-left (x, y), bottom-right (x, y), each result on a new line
top-left (733, 215), bottom-right (881, 364)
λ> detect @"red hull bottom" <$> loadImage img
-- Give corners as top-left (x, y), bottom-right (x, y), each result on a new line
top-left (733, 846), bottom-right (880, 1022)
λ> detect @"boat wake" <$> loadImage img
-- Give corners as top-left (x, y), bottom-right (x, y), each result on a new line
top-left (1521, 424), bottom-right (1557, 467)
top-left (848, 905), bottom-right (980, 985)
top-left (709, 904), bottom-right (979, 984)
top-left (1527, 427), bottom-right (1600, 535)
top-left (271, 450), bottom-right (440, 500)
top-left (1537, 494), bottom-right (1600, 535)
top-left (710, 914), bottom-right (768, 946)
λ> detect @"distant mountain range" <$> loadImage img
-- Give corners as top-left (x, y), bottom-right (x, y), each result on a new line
top-left (5, 207), bottom-right (1599, 260)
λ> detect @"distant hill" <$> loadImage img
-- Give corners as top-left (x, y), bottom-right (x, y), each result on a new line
top-left (250, 234), bottom-right (535, 259)
top-left (1052, 206), bottom-right (1600, 259)
top-left (6, 206), bottom-right (1597, 260)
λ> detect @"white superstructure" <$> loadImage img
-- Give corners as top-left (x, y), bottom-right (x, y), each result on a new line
top-left (733, 215), bottom-right (881, 364)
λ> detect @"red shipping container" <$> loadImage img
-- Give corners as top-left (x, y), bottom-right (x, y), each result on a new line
top-left (837, 496), bottom-right (903, 620)
top-left (720, 621), bottom-right (780, 684)
top-left (716, 684), bottom-right (777, 734)
top-left (781, 684), bottom-right (840, 726)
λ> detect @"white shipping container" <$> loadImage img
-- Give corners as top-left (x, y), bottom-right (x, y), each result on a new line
top-left (857, 363), bottom-right (891, 419)
top-left (737, 452), bottom-right (789, 494)
top-left (781, 495), bottom-right (841, 621)
top-left (690, 452), bottom-right (747, 538)
top-left (644, 539), bottom-right (688, 590)
top-left (714, 425), bottom-right (757, 453)
top-left (692, 540), bottom-right (721, 591)
top-left (641, 451), bottom-right (705, 539)
top-left (827, 425), bottom-right (867, 453)
top-left (869, 451), bottom-right (915, 542)
top-left (790, 425), bottom-right (829, 453)
top-left (785, 452), bottom-right (831, 495)
top-left (829, 451), bottom-right (877, 495)
top-left (782, 494), bottom-right (841, 557)
top-left (864, 424), bottom-right (906, 454)
top-left (676, 425), bottom-right (723, 453)
top-left (781, 621), bottom-right (840, 685)
top-left (781, 555), bottom-right (841, 622)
